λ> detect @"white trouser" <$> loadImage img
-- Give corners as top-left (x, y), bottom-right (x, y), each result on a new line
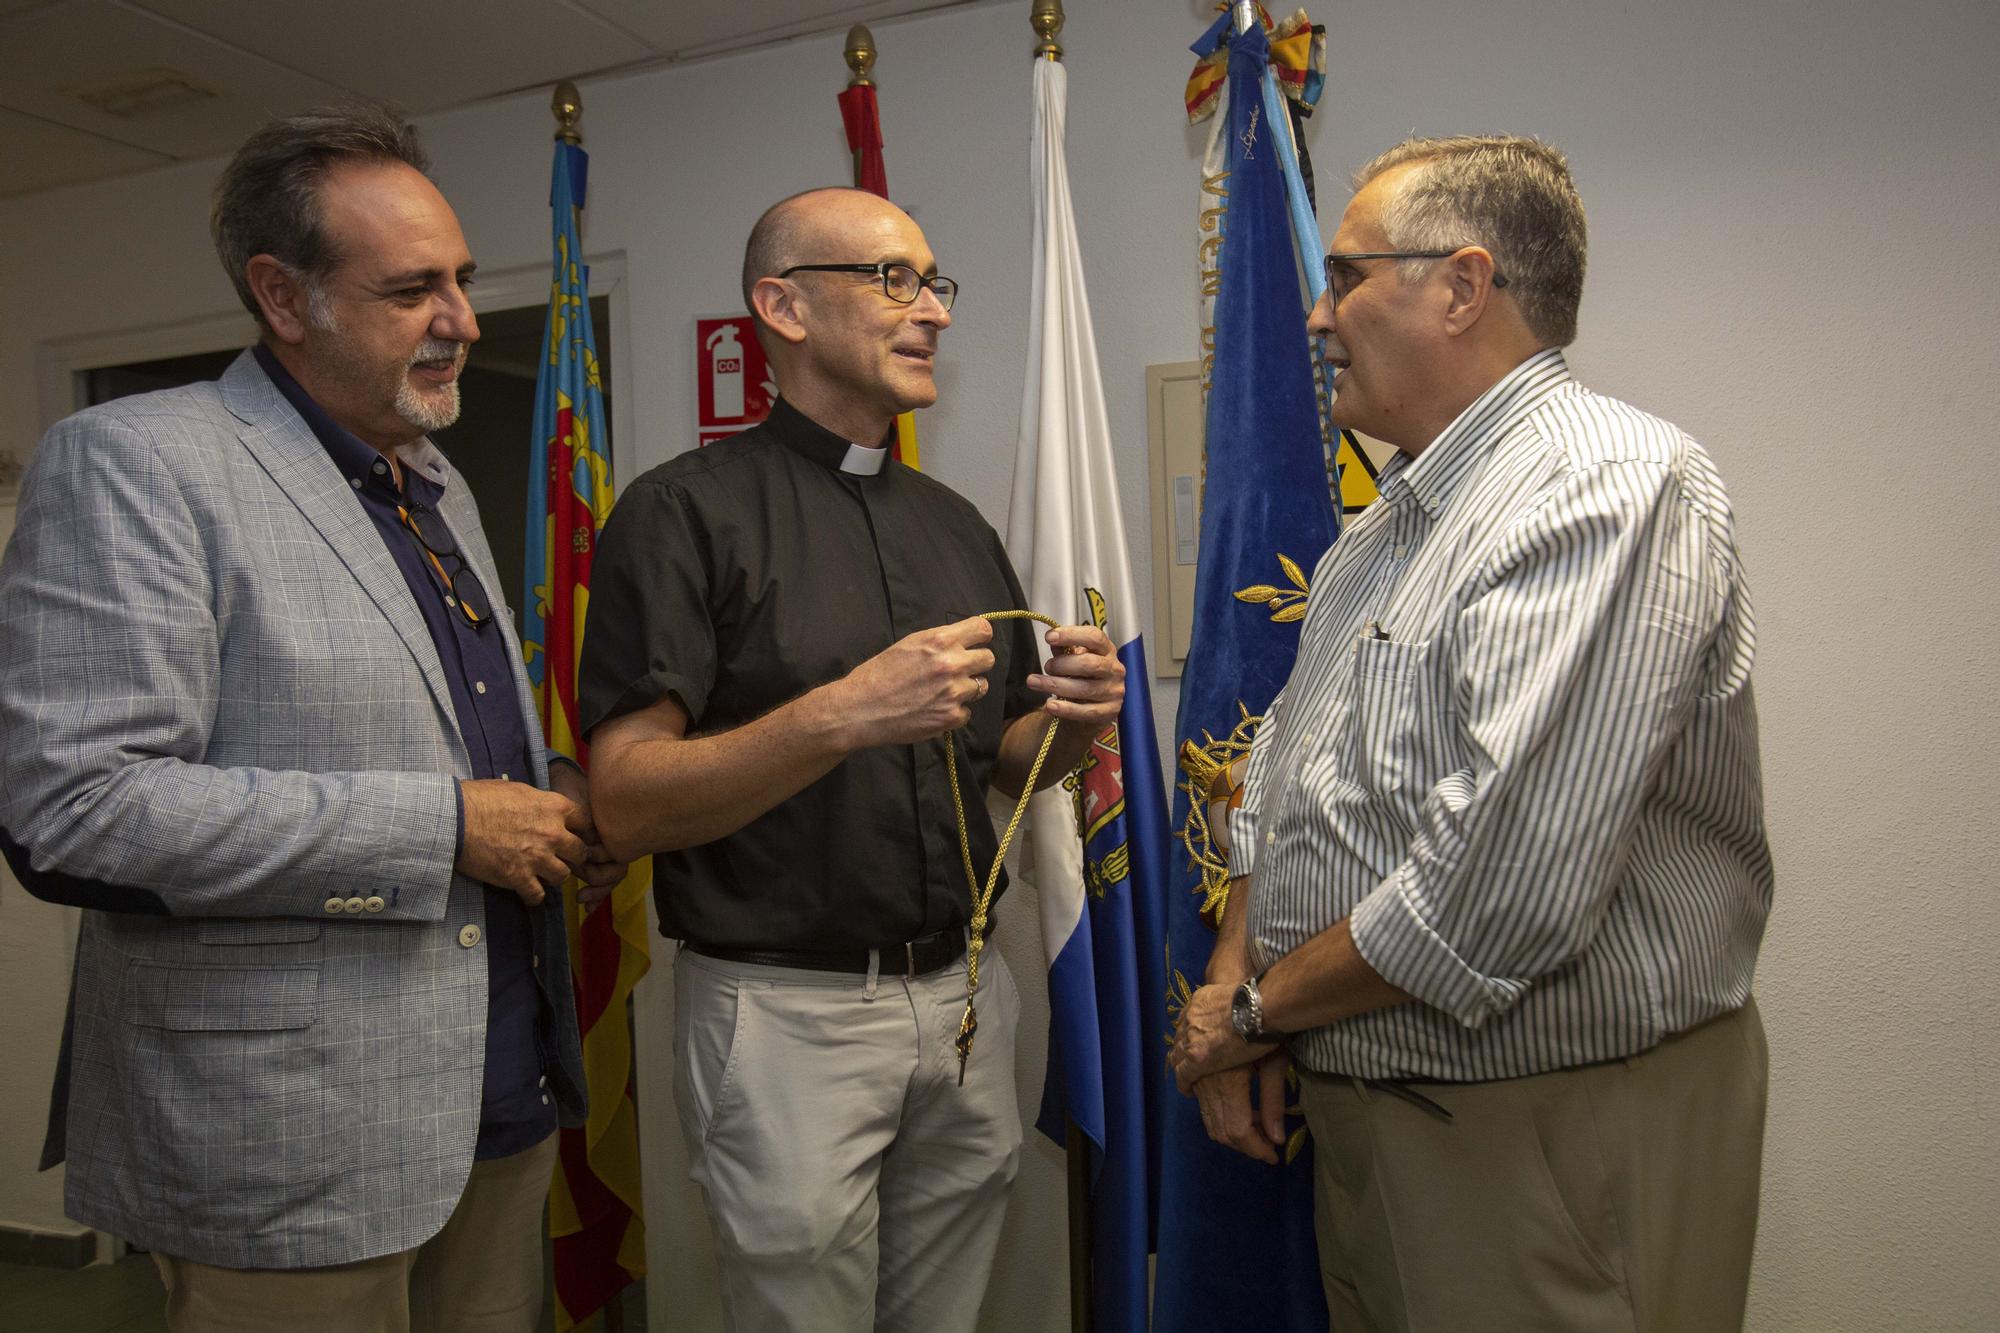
top-left (674, 944), bottom-right (1023, 1333)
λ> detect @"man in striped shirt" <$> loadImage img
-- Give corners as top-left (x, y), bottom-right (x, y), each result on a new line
top-left (1169, 136), bottom-right (1772, 1329)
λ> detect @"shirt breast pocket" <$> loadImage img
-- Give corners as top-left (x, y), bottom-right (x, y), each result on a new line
top-left (1343, 636), bottom-right (1430, 799)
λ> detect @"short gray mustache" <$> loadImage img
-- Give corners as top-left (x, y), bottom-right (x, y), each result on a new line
top-left (410, 340), bottom-right (465, 366)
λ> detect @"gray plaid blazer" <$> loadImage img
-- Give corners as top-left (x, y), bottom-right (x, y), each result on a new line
top-left (0, 351), bottom-right (587, 1269)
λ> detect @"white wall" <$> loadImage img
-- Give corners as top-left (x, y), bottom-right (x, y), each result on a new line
top-left (2, 0), bottom-right (1995, 1326)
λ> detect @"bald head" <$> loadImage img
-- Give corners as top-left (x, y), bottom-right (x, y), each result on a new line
top-left (737, 186), bottom-right (946, 443)
top-left (741, 187), bottom-right (905, 315)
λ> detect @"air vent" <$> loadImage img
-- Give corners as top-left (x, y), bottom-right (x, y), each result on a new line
top-left (63, 69), bottom-right (219, 119)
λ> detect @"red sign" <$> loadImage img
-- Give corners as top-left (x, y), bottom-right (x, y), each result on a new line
top-left (695, 315), bottom-right (773, 446)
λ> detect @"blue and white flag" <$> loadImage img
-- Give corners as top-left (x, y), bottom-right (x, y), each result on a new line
top-left (1154, 16), bottom-right (1338, 1333)
top-left (1007, 54), bottom-right (1170, 1333)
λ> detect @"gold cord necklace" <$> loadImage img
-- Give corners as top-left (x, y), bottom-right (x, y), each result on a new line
top-left (944, 609), bottom-right (1073, 1085)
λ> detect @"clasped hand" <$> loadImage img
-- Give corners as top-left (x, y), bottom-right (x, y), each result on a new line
top-left (455, 764), bottom-right (628, 909)
top-left (1172, 979), bottom-right (1290, 1164)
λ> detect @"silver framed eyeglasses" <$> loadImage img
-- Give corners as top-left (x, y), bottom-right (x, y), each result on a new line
top-left (779, 262), bottom-right (958, 311)
top-left (1323, 249), bottom-right (1509, 304)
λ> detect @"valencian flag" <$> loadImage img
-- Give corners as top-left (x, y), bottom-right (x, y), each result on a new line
top-left (1005, 52), bottom-right (1170, 1333)
top-left (522, 138), bottom-right (653, 1332)
top-left (837, 65), bottom-right (922, 468)
top-left (1153, 12), bottom-right (1336, 1332)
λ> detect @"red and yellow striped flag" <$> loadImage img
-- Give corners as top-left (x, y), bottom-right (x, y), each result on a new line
top-left (523, 138), bottom-right (652, 1331)
top-left (838, 69), bottom-right (922, 469)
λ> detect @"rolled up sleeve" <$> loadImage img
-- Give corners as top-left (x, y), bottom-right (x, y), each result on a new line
top-left (1347, 460), bottom-right (1725, 1027)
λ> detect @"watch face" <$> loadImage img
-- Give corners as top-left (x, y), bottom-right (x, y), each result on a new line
top-left (1231, 983), bottom-right (1255, 1039)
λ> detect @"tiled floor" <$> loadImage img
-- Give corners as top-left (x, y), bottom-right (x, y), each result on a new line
top-left (0, 1251), bottom-right (646, 1332)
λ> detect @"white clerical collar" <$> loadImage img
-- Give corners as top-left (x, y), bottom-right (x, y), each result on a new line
top-left (840, 441), bottom-right (889, 476)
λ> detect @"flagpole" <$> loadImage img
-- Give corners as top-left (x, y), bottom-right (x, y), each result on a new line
top-left (1026, 4), bottom-right (1096, 1325)
top-left (545, 76), bottom-right (630, 1333)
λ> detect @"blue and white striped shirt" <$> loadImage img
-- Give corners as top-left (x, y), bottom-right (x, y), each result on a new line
top-left (1232, 348), bottom-right (1771, 1080)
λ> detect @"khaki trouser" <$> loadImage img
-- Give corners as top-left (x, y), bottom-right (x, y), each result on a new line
top-left (151, 1132), bottom-right (558, 1333)
top-left (674, 945), bottom-right (1023, 1333)
top-left (1300, 998), bottom-right (1768, 1332)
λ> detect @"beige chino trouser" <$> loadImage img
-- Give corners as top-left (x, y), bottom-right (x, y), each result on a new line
top-left (1300, 999), bottom-right (1769, 1332)
top-left (151, 1131), bottom-right (558, 1333)
top-left (674, 944), bottom-right (1024, 1333)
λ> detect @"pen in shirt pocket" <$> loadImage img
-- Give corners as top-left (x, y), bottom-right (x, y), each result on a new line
top-left (1362, 620), bottom-right (1390, 641)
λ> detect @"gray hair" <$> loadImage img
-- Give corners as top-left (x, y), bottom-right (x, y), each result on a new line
top-left (211, 104), bottom-right (431, 329)
top-left (1356, 135), bottom-right (1587, 347)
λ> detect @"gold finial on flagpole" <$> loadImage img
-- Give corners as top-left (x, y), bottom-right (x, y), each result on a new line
top-left (1031, 0), bottom-right (1064, 60)
top-left (845, 24), bottom-right (877, 87)
top-left (551, 81), bottom-right (582, 145)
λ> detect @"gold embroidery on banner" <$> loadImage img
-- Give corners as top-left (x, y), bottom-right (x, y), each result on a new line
top-left (1175, 702), bottom-right (1262, 926)
top-left (1165, 964), bottom-right (1195, 1066)
top-left (1233, 551), bottom-right (1311, 623)
top-left (1061, 587), bottom-right (1129, 899)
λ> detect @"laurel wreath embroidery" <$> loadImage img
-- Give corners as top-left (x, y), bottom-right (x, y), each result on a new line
top-left (1234, 552), bottom-right (1311, 622)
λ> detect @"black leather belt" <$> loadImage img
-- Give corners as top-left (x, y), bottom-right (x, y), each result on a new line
top-left (686, 926), bottom-right (966, 977)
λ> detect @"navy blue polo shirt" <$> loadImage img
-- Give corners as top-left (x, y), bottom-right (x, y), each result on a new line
top-left (254, 345), bottom-right (555, 1159)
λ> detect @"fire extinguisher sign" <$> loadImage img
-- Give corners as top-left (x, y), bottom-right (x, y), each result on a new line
top-left (695, 315), bottom-right (773, 448)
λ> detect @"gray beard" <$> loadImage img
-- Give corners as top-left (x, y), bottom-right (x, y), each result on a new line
top-left (305, 290), bottom-right (464, 434)
top-left (396, 373), bottom-right (461, 433)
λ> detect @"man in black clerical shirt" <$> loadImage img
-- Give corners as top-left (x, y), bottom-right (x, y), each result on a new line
top-left (580, 187), bottom-right (1125, 1331)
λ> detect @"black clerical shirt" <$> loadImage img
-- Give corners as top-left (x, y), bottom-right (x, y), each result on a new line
top-left (579, 398), bottom-right (1042, 952)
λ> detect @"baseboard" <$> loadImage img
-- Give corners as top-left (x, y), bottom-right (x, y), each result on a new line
top-left (0, 1223), bottom-right (97, 1268)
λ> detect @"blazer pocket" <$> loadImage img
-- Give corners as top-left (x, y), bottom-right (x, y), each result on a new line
top-left (128, 963), bottom-right (319, 1031)
top-left (196, 919), bottom-right (324, 947)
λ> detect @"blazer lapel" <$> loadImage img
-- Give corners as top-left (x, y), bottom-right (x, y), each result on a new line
top-left (219, 352), bottom-right (462, 743)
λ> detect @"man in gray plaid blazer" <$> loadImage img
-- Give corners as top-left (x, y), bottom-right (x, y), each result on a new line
top-left (0, 106), bottom-right (622, 1330)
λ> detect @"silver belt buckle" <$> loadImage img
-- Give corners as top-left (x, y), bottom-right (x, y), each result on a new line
top-left (906, 941), bottom-right (917, 975)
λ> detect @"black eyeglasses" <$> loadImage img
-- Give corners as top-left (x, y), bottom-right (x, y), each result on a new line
top-left (397, 498), bottom-right (493, 628)
top-left (778, 262), bottom-right (958, 312)
top-left (1323, 249), bottom-right (1509, 305)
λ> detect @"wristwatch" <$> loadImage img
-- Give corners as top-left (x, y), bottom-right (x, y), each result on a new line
top-left (1230, 972), bottom-right (1284, 1044)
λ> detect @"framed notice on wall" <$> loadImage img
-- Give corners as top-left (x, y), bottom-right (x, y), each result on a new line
top-left (694, 315), bottom-right (774, 447)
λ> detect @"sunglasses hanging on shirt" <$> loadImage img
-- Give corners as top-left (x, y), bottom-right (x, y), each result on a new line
top-left (396, 498), bottom-right (494, 628)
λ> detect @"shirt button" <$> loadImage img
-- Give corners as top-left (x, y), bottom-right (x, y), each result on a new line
top-left (323, 897), bottom-right (344, 915)
top-left (373, 461), bottom-right (387, 475)
top-left (344, 896), bottom-right (366, 914)
top-left (458, 923), bottom-right (482, 948)
top-left (1265, 832), bottom-right (1276, 846)
top-left (1393, 544), bottom-right (1408, 558)
top-left (500, 772), bottom-right (510, 781)
top-left (541, 1093), bottom-right (552, 1105)
top-left (364, 895), bottom-right (386, 913)
top-left (532, 954), bottom-right (541, 969)
top-left (348, 478), bottom-right (363, 490)
top-left (475, 681), bottom-right (487, 695)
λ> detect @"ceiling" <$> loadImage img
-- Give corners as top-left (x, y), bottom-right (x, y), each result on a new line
top-left (0, 0), bottom-right (970, 197)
